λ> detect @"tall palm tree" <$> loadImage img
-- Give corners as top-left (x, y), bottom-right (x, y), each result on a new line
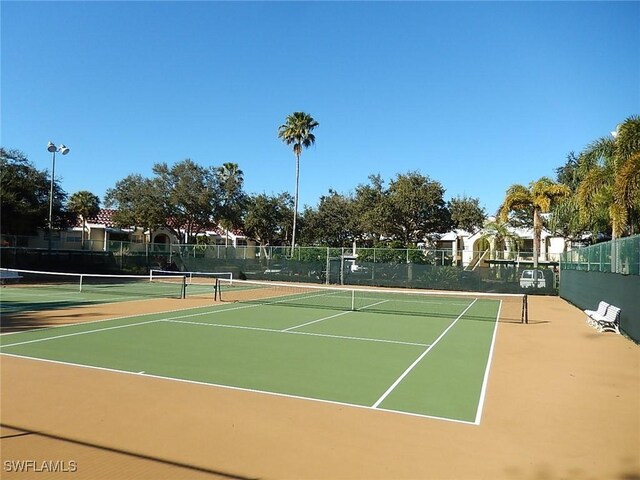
top-left (499, 177), bottom-right (570, 269)
top-left (215, 162), bottom-right (245, 246)
top-left (67, 190), bottom-right (100, 248)
top-left (577, 115), bottom-right (640, 238)
top-left (278, 112), bottom-right (319, 254)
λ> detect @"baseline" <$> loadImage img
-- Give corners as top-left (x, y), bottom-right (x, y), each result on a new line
top-left (0, 352), bottom-right (476, 425)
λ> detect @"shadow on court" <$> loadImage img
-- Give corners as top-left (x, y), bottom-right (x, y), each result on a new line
top-left (0, 423), bottom-right (258, 480)
top-left (0, 300), bottom-right (116, 333)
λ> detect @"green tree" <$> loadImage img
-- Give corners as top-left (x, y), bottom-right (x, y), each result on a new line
top-left (555, 152), bottom-right (583, 191)
top-left (105, 174), bottom-right (166, 235)
top-left (67, 191), bottom-right (101, 247)
top-left (300, 189), bottom-right (359, 247)
top-left (244, 193), bottom-right (293, 254)
top-left (551, 152), bottom-right (594, 247)
top-left (353, 174), bottom-right (391, 246)
top-left (0, 148), bottom-right (67, 235)
top-left (216, 162), bottom-right (246, 245)
top-left (277, 112), bottom-right (319, 253)
top-left (152, 159), bottom-right (221, 242)
top-left (499, 177), bottom-right (570, 268)
top-left (386, 171), bottom-right (452, 244)
top-left (448, 195), bottom-right (486, 232)
top-left (577, 115), bottom-right (640, 238)
top-left (106, 159), bottom-right (221, 244)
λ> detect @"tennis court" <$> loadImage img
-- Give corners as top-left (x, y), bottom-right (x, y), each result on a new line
top-left (0, 276), bottom-right (517, 424)
top-left (1, 273), bottom-right (638, 480)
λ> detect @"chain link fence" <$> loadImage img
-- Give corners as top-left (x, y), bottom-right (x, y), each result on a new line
top-left (1, 235), bottom-right (560, 295)
top-left (560, 235), bottom-right (640, 275)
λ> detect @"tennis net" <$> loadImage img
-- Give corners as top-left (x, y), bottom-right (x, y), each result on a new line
top-left (1, 268), bottom-right (186, 300)
top-left (150, 269), bottom-right (233, 283)
top-left (150, 270), bottom-right (233, 299)
top-left (216, 278), bottom-right (528, 322)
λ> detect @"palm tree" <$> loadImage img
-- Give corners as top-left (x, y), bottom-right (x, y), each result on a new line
top-left (577, 115), bottom-right (640, 238)
top-left (216, 162), bottom-right (245, 246)
top-left (278, 112), bottom-right (319, 254)
top-left (499, 177), bottom-right (570, 269)
top-left (217, 162), bottom-right (244, 195)
top-left (67, 191), bottom-right (100, 248)
top-left (480, 217), bottom-right (523, 260)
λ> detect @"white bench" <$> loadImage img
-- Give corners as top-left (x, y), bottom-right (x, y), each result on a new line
top-left (0, 269), bottom-right (23, 285)
top-left (584, 301), bottom-right (621, 334)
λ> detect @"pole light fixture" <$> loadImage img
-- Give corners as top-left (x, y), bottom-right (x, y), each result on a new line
top-left (47, 142), bottom-right (70, 248)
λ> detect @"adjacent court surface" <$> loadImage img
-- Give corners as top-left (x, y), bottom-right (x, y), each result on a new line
top-left (0, 281), bottom-right (504, 424)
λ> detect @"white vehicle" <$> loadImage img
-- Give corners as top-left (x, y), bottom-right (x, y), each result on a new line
top-left (519, 269), bottom-right (547, 288)
top-left (343, 256), bottom-right (368, 275)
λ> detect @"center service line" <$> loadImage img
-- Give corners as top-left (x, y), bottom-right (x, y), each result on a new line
top-left (371, 298), bottom-right (478, 409)
top-left (281, 310), bottom-right (353, 332)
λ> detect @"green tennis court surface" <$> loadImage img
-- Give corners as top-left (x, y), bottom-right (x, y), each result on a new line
top-left (0, 287), bottom-right (503, 424)
top-left (0, 271), bottom-right (216, 316)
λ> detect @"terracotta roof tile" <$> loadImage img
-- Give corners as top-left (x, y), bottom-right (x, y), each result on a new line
top-left (84, 209), bottom-right (117, 227)
top-left (78, 209), bottom-right (245, 237)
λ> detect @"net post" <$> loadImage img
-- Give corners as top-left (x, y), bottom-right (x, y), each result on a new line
top-left (217, 278), bottom-right (224, 301)
top-left (181, 275), bottom-right (186, 299)
top-left (351, 289), bottom-right (355, 311)
top-left (79, 274), bottom-right (84, 293)
top-left (522, 294), bottom-right (528, 324)
top-left (214, 278), bottom-right (219, 301)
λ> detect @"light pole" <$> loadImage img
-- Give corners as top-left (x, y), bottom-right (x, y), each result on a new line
top-left (47, 141), bottom-right (70, 249)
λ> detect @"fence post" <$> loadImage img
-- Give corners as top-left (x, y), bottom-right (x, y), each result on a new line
top-left (326, 247), bottom-right (330, 285)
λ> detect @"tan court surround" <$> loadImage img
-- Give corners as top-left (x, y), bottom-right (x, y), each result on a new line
top-left (1, 295), bottom-right (638, 480)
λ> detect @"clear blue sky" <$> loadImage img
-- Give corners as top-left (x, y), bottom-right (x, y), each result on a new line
top-left (2, 1), bottom-right (638, 216)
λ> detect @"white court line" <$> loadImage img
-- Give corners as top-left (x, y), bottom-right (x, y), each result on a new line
top-left (356, 295), bottom-right (472, 307)
top-left (473, 299), bottom-right (502, 425)
top-left (289, 329), bottom-right (428, 347)
top-left (281, 298), bottom-right (390, 333)
top-left (0, 319), bottom-right (163, 348)
top-left (0, 285), bottom-right (171, 304)
top-left (0, 352), bottom-right (477, 426)
top-left (281, 310), bottom-right (353, 332)
top-left (0, 302), bottom-right (265, 347)
top-left (371, 298), bottom-right (479, 409)
top-left (0, 302), bottom-right (239, 337)
top-left (164, 319), bottom-right (430, 347)
top-left (165, 320), bottom-right (277, 334)
top-left (356, 299), bottom-right (390, 311)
